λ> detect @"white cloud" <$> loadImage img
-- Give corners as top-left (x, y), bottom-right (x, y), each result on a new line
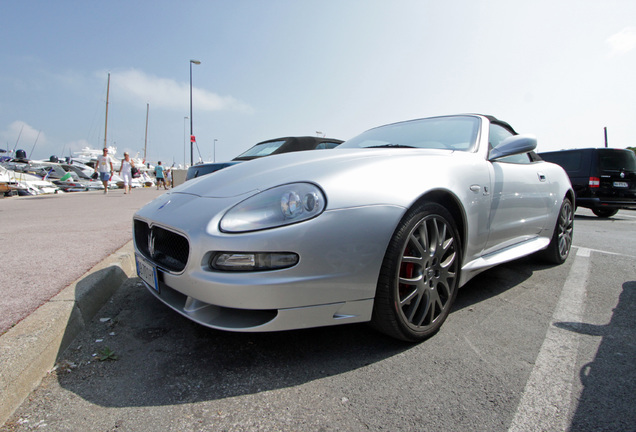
top-left (107, 69), bottom-right (253, 113)
top-left (0, 121), bottom-right (46, 155)
top-left (607, 27), bottom-right (636, 57)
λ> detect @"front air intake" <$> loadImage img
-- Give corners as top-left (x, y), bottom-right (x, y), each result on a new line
top-left (134, 219), bottom-right (189, 272)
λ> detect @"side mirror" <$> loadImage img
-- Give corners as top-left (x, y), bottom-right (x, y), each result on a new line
top-left (489, 134), bottom-right (537, 160)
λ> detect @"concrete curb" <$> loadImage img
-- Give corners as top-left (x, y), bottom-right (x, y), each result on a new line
top-left (0, 240), bottom-right (137, 425)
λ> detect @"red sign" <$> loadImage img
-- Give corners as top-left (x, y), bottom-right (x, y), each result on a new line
top-left (190, 135), bottom-right (196, 142)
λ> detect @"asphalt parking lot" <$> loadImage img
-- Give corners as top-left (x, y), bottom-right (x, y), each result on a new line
top-left (2, 208), bottom-right (635, 432)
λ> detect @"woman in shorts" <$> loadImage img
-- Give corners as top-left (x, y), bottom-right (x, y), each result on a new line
top-left (118, 152), bottom-right (135, 194)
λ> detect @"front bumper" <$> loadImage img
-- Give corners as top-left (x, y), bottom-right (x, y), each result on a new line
top-left (142, 276), bottom-right (374, 332)
top-left (133, 192), bottom-right (405, 331)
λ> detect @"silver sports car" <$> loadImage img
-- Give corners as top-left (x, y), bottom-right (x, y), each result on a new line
top-left (134, 114), bottom-right (574, 341)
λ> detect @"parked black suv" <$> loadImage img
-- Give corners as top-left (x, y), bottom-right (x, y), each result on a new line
top-left (539, 148), bottom-right (636, 217)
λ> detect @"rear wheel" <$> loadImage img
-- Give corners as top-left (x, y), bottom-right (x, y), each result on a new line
top-left (371, 203), bottom-right (461, 342)
top-left (592, 208), bottom-right (618, 218)
top-left (540, 197), bottom-right (574, 264)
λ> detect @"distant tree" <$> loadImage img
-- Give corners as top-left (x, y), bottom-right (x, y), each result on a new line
top-left (627, 147), bottom-right (636, 155)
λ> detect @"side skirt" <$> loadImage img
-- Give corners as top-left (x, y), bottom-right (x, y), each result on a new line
top-left (459, 236), bottom-right (551, 287)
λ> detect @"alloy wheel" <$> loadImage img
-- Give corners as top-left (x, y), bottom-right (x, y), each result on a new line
top-left (395, 214), bottom-right (459, 333)
top-left (558, 199), bottom-right (574, 260)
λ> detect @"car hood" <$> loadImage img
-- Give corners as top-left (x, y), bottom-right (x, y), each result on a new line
top-left (171, 148), bottom-right (458, 199)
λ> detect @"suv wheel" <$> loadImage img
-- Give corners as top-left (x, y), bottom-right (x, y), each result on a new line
top-left (592, 208), bottom-right (618, 218)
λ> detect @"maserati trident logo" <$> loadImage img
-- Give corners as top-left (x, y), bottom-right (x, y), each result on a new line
top-left (148, 229), bottom-right (156, 259)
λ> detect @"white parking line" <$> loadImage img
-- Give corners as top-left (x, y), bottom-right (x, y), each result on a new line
top-left (508, 247), bottom-right (591, 431)
top-left (573, 245), bottom-right (636, 259)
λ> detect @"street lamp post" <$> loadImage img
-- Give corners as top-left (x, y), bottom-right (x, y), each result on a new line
top-left (213, 139), bottom-right (218, 162)
top-left (183, 116), bottom-right (189, 168)
top-left (189, 59), bottom-right (201, 165)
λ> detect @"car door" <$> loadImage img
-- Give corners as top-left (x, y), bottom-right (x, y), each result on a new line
top-left (483, 124), bottom-right (551, 255)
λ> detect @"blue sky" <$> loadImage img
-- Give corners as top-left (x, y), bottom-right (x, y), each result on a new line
top-left (1, 1), bottom-right (635, 166)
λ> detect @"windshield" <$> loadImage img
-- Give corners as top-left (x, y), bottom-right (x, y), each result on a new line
top-left (235, 140), bottom-right (286, 159)
top-left (340, 116), bottom-right (480, 152)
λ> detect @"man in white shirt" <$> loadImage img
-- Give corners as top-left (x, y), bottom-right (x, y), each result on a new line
top-left (96, 148), bottom-right (114, 194)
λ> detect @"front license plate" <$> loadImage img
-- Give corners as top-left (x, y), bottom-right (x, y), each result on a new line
top-left (136, 254), bottom-right (159, 292)
top-left (613, 181), bottom-right (628, 188)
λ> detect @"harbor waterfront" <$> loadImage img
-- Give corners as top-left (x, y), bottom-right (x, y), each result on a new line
top-left (0, 188), bottom-right (166, 335)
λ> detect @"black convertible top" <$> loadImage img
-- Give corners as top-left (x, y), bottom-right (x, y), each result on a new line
top-left (484, 115), bottom-right (518, 135)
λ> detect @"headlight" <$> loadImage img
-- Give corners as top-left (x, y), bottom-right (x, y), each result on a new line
top-left (220, 183), bottom-right (326, 232)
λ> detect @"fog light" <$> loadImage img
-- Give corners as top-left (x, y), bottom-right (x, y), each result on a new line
top-left (211, 252), bottom-right (299, 271)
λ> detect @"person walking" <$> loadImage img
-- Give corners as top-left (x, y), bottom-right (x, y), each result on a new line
top-left (155, 161), bottom-right (167, 190)
top-left (96, 148), bottom-right (114, 194)
top-left (118, 152), bottom-right (135, 194)
top-left (165, 168), bottom-right (172, 188)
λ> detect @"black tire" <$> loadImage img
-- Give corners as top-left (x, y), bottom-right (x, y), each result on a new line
top-left (540, 197), bottom-right (574, 264)
top-left (371, 203), bottom-right (461, 342)
top-left (592, 208), bottom-right (618, 218)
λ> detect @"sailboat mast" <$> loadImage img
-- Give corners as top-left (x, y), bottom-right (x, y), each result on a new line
top-left (28, 131), bottom-right (41, 159)
top-left (144, 103), bottom-right (149, 161)
top-left (12, 124), bottom-right (24, 153)
top-left (104, 73), bottom-right (110, 149)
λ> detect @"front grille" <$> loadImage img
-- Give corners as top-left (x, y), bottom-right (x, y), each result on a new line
top-left (134, 219), bottom-right (190, 272)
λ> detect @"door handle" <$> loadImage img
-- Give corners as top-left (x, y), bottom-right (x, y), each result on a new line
top-left (537, 172), bottom-right (546, 182)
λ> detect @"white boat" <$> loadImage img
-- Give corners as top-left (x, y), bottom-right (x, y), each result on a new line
top-left (0, 164), bottom-right (59, 196)
top-left (72, 145), bottom-right (118, 166)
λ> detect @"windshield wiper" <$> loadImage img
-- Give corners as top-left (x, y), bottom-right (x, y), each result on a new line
top-left (368, 144), bottom-right (415, 149)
